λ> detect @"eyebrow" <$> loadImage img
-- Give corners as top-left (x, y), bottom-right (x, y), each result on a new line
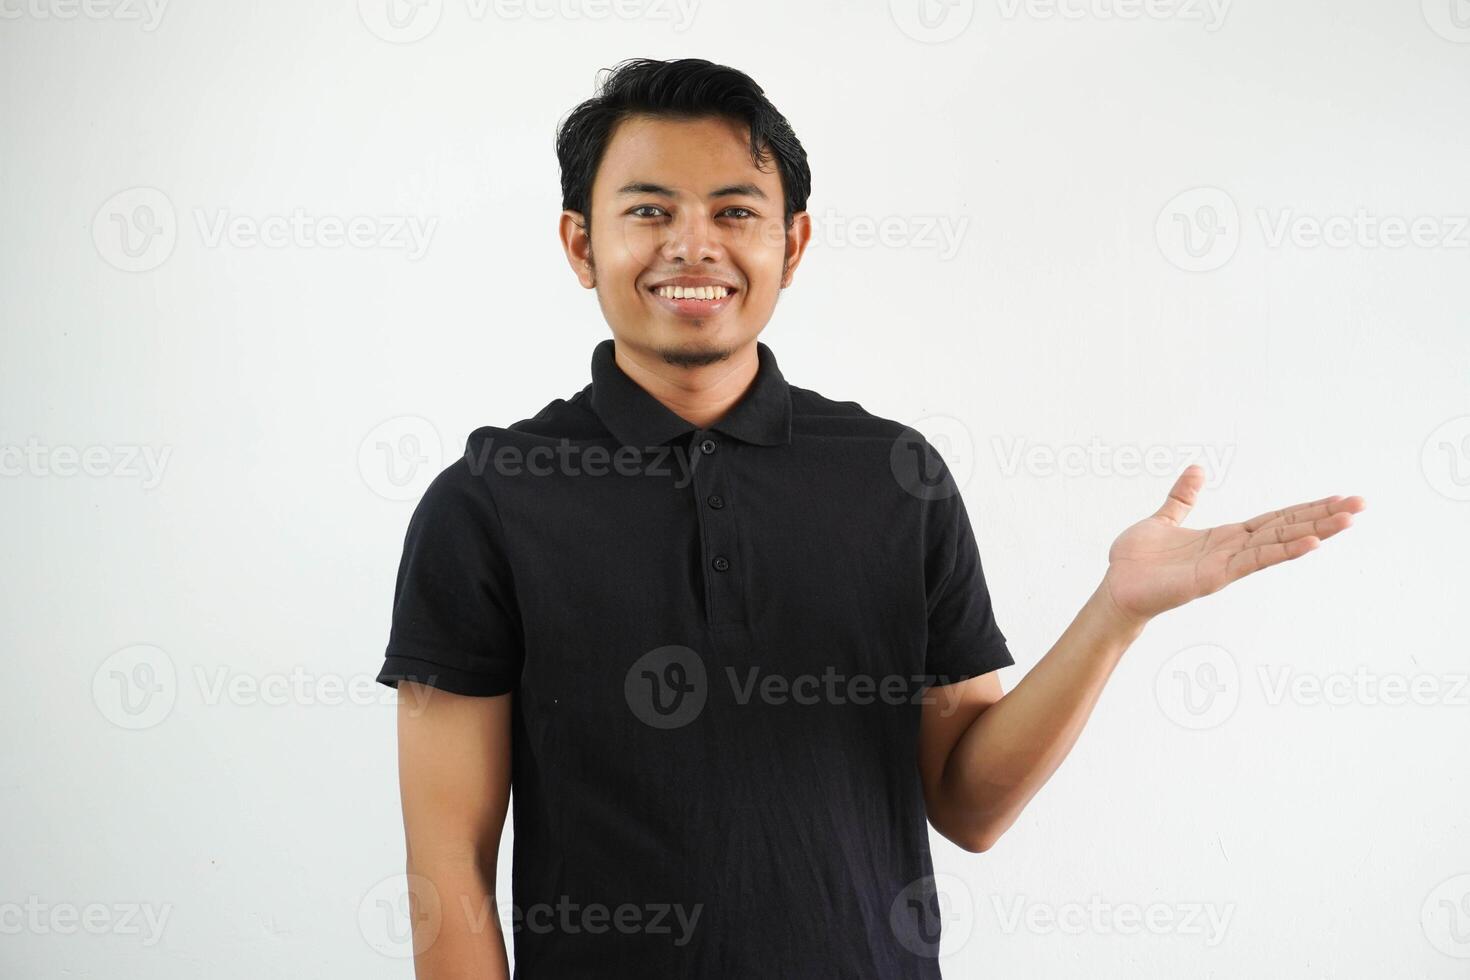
top-left (615, 181), bottom-right (769, 201)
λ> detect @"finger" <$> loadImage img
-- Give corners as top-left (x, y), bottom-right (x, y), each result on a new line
top-left (1226, 535), bottom-right (1321, 582)
top-left (1243, 494), bottom-right (1365, 534)
top-left (1244, 509), bottom-right (1356, 549)
top-left (1152, 465), bottom-right (1206, 527)
top-left (1241, 494), bottom-right (1340, 532)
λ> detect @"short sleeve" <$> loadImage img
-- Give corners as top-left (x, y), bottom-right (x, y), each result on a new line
top-left (922, 464), bottom-right (1013, 685)
top-left (375, 450), bottom-right (524, 697)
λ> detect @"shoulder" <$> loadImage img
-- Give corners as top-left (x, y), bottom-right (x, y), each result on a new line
top-left (446, 384), bottom-right (604, 473)
top-left (788, 382), bottom-right (931, 446)
top-left (462, 383), bottom-right (605, 446)
top-left (412, 382), bottom-right (602, 513)
top-left (787, 383), bottom-right (972, 525)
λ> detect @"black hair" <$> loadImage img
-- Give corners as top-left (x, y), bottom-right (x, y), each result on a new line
top-left (555, 58), bottom-right (811, 235)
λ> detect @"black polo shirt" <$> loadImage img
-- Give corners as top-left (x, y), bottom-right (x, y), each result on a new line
top-left (376, 338), bottom-right (1013, 979)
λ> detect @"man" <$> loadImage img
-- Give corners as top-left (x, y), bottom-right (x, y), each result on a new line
top-left (376, 58), bottom-right (1364, 978)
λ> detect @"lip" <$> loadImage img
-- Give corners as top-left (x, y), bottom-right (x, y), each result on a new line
top-left (646, 279), bottom-right (739, 319)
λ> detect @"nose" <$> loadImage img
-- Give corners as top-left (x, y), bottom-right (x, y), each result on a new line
top-left (660, 209), bottom-right (723, 264)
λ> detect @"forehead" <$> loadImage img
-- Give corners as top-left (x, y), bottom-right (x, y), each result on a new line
top-left (591, 114), bottom-right (781, 201)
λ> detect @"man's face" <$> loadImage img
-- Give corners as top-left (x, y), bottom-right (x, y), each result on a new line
top-left (562, 114), bottom-right (810, 368)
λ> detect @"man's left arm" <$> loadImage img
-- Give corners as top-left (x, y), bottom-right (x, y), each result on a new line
top-left (920, 464), bottom-right (1364, 853)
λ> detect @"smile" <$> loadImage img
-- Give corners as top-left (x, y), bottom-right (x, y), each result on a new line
top-left (652, 285), bottom-right (734, 300)
top-left (647, 283), bottom-right (738, 317)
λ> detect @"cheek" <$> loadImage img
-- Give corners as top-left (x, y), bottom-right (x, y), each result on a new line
top-left (594, 221), bottom-right (654, 270)
top-left (592, 248), bottom-right (644, 299)
top-left (735, 227), bottom-right (789, 289)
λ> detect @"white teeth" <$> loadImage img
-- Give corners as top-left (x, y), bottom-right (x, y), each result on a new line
top-left (656, 285), bottom-right (731, 300)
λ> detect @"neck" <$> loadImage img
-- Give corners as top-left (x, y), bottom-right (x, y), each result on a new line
top-left (613, 338), bottom-right (760, 430)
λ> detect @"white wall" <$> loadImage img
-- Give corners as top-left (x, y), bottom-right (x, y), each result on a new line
top-left (2, 1), bottom-right (1467, 976)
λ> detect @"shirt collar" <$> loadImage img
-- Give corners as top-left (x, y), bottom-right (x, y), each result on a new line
top-left (587, 338), bottom-right (793, 449)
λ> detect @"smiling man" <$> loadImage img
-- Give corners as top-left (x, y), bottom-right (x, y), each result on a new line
top-left (376, 58), bottom-right (1363, 979)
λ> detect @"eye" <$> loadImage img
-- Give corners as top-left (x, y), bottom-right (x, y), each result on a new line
top-left (629, 205), bottom-right (669, 218)
top-left (721, 207), bottom-right (756, 220)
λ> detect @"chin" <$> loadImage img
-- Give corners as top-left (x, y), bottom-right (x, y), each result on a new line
top-left (657, 341), bottom-right (732, 369)
top-left (643, 328), bottom-right (731, 366)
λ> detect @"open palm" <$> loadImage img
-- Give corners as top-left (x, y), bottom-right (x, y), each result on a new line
top-left (1102, 465), bottom-right (1366, 624)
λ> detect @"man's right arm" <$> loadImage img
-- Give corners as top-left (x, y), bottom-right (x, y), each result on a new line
top-left (395, 681), bottom-right (513, 979)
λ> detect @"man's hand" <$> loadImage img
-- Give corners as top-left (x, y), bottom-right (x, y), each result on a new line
top-left (395, 682), bottom-right (514, 979)
top-left (1102, 464), bottom-right (1366, 627)
top-left (923, 465), bottom-right (1366, 851)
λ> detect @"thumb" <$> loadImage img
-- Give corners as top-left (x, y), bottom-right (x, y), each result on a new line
top-left (1151, 464), bottom-right (1205, 526)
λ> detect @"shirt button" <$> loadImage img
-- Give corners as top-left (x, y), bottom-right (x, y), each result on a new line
top-left (707, 494), bottom-right (724, 509)
top-left (711, 555), bottom-right (730, 572)
top-left (699, 438), bottom-right (717, 455)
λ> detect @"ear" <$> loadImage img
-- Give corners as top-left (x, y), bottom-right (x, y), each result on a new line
top-left (780, 211), bottom-right (813, 288)
top-left (559, 210), bottom-right (595, 288)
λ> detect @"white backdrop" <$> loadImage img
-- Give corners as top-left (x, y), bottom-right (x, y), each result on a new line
top-left (3, 1), bottom-right (1468, 976)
